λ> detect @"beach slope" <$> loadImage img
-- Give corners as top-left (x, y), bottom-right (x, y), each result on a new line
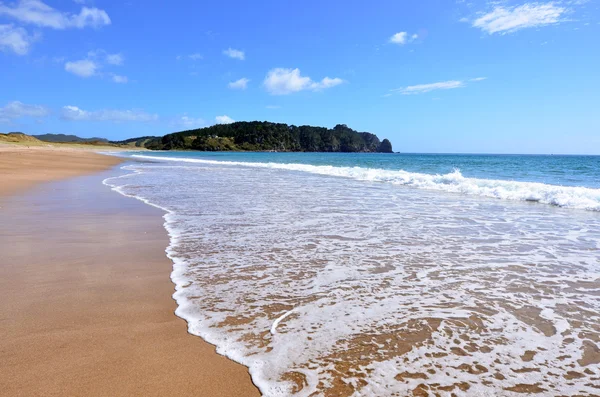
top-left (0, 147), bottom-right (260, 397)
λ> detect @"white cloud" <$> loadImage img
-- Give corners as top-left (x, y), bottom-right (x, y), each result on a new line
top-left (472, 3), bottom-right (567, 34)
top-left (60, 105), bottom-right (90, 120)
top-left (264, 68), bottom-right (311, 95)
top-left (65, 50), bottom-right (124, 79)
top-left (111, 74), bottom-right (128, 83)
top-left (389, 31), bottom-right (419, 45)
top-left (228, 77), bottom-right (249, 90)
top-left (64, 59), bottom-right (97, 77)
top-left (0, 0), bottom-right (110, 30)
top-left (389, 32), bottom-right (408, 44)
top-left (314, 77), bottom-right (344, 90)
top-left (174, 115), bottom-right (205, 129)
top-left (263, 68), bottom-right (344, 95)
top-left (392, 78), bottom-right (486, 95)
top-left (0, 23), bottom-right (35, 55)
top-left (215, 115), bottom-right (234, 124)
top-left (61, 106), bottom-right (158, 122)
top-left (0, 100), bottom-right (50, 122)
top-left (106, 53), bottom-right (123, 65)
top-left (223, 47), bottom-right (245, 60)
top-left (266, 105), bottom-right (281, 109)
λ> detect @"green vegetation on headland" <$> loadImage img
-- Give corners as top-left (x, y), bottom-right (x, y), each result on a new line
top-left (4, 122), bottom-right (394, 153)
top-left (117, 122), bottom-right (393, 153)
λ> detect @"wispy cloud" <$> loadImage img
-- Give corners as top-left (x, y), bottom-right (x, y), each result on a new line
top-left (64, 49), bottom-right (126, 81)
top-left (223, 47), bottom-right (245, 60)
top-left (471, 2), bottom-right (567, 34)
top-left (215, 115), bottom-right (235, 124)
top-left (0, 23), bottom-right (37, 55)
top-left (391, 78), bottom-right (486, 95)
top-left (173, 115), bottom-right (205, 129)
top-left (88, 49), bottom-right (123, 65)
top-left (176, 53), bottom-right (203, 61)
top-left (389, 31), bottom-right (419, 45)
top-left (0, 0), bottom-right (110, 30)
top-left (263, 68), bottom-right (344, 95)
top-left (396, 80), bottom-right (465, 94)
top-left (228, 77), bottom-right (249, 90)
top-left (105, 53), bottom-right (123, 65)
top-left (111, 74), bottom-right (128, 83)
top-left (266, 105), bottom-right (281, 109)
top-left (0, 100), bottom-right (50, 122)
top-left (61, 106), bottom-right (158, 122)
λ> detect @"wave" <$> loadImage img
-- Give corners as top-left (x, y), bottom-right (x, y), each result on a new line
top-left (131, 154), bottom-right (600, 211)
top-left (103, 161), bottom-right (600, 396)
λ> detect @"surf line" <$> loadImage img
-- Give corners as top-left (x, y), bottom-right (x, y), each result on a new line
top-left (270, 309), bottom-right (297, 335)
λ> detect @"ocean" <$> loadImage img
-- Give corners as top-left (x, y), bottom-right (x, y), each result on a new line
top-left (104, 152), bottom-right (600, 396)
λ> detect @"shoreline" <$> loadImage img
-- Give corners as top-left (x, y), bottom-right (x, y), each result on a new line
top-left (0, 146), bottom-right (260, 396)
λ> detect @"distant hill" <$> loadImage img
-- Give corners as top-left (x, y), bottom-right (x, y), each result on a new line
top-left (0, 132), bottom-right (120, 148)
top-left (33, 133), bottom-right (108, 143)
top-left (115, 122), bottom-right (393, 153)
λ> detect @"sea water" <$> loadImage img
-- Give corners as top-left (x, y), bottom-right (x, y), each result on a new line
top-left (104, 152), bottom-right (600, 396)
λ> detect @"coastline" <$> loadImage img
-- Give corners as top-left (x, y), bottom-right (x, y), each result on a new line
top-left (0, 146), bottom-right (260, 396)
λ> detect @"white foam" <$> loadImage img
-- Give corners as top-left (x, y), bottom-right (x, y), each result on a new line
top-left (131, 154), bottom-right (600, 211)
top-left (271, 309), bottom-right (297, 335)
top-left (102, 161), bottom-right (600, 396)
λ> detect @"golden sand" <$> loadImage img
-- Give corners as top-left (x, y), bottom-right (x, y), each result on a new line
top-left (0, 146), bottom-right (260, 397)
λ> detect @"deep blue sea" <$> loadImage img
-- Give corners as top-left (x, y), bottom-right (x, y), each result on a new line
top-left (104, 151), bottom-right (600, 396)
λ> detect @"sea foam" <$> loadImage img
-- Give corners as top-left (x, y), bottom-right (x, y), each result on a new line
top-left (131, 154), bottom-right (600, 211)
top-left (104, 159), bottom-right (600, 396)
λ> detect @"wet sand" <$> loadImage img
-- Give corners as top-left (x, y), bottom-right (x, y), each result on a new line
top-left (0, 147), bottom-right (260, 396)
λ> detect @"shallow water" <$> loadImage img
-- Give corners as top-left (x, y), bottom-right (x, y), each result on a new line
top-left (105, 153), bottom-right (600, 396)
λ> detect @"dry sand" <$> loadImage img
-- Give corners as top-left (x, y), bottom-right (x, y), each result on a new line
top-left (0, 145), bottom-right (124, 195)
top-left (0, 146), bottom-right (260, 396)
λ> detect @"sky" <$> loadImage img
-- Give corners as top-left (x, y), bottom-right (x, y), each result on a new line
top-left (1, 0), bottom-right (599, 154)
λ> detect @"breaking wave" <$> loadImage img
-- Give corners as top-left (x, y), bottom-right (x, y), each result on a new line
top-left (131, 154), bottom-right (600, 211)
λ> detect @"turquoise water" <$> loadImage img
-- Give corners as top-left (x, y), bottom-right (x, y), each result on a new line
top-left (126, 151), bottom-right (600, 210)
top-left (130, 151), bottom-right (600, 188)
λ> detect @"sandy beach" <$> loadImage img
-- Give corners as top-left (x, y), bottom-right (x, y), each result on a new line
top-left (0, 146), bottom-right (260, 396)
top-left (0, 145), bottom-right (125, 195)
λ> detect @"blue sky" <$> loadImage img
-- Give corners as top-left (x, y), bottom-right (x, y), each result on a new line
top-left (1, 0), bottom-right (599, 154)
